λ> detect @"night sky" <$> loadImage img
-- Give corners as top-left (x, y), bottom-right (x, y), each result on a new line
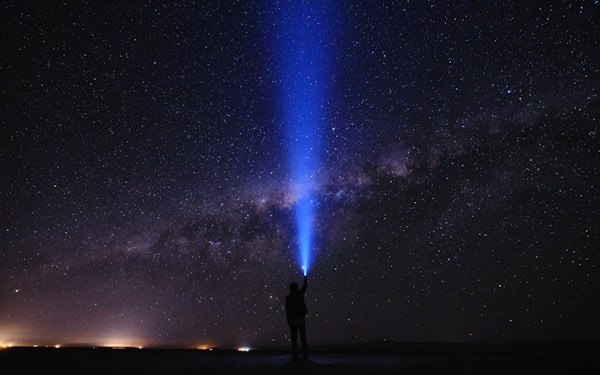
top-left (1, 1), bottom-right (598, 348)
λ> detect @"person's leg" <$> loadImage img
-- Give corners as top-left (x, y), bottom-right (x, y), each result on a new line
top-left (289, 324), bottom-right (298, 359)
top-left (298, 324), bottom-right (308, 359)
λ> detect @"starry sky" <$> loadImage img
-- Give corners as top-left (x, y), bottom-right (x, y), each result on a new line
top-left (1, 0), bottom-right (598, 348)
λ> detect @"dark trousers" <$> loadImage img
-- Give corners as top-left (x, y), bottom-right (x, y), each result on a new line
top-left (289, 323), bottom-right (308, 359)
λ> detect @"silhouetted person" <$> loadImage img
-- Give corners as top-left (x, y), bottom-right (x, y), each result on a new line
top-left (286, 275), bottom-right (308, 360)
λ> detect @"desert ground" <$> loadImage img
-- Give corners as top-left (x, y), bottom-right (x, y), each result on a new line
top-left (1, 341), bottom-right (599, 374)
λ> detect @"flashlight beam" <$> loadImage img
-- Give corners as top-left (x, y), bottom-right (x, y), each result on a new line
top-left (274, 1), bottom-right (338, 275)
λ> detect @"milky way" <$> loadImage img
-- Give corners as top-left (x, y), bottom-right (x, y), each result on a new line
top-left (1, 1), bottom-right (598, 347)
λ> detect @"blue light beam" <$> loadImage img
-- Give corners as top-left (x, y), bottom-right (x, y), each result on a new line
top-left (274, 1), bottom-right (337, 276)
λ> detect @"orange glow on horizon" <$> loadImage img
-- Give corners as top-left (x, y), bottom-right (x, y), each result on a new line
top-left (196, 344), bottom-right (215, 350)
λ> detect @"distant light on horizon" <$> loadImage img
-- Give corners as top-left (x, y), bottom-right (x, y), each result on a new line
top-left (237, 347), bottom-right (251, 352)
top-left (100, 337), bottom-right (145, 349)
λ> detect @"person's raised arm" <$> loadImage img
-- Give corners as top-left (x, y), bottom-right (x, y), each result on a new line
top-left (300, 275), bottom-right (307, 293)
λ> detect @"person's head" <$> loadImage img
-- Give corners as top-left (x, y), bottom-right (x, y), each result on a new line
top-left (289, 282), bottom-right (298, 294)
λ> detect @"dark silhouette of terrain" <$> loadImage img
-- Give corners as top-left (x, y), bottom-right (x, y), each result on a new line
top-left (1, 340), bottom-right (598, 374)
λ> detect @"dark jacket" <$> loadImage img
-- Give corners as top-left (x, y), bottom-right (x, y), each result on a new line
top-left (285, 277), bottom-right (307, 323)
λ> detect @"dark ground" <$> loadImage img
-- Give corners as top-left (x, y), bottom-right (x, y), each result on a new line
top-left (1, 340), bottom-right (599, 374)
